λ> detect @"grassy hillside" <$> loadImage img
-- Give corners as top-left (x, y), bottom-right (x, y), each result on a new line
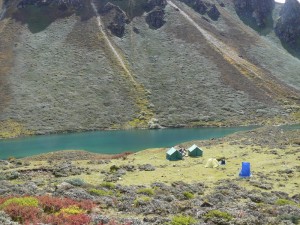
top-left (0, 0), bottom-right (299, 138)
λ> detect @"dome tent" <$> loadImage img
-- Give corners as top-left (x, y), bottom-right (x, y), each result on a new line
top-left (205, 158), bottom-right (219, 168)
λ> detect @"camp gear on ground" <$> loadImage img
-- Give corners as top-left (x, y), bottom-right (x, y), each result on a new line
top-left (205, 158), bottom-right (219, 168)
top-left (239, 162), bottom-right (251, 177)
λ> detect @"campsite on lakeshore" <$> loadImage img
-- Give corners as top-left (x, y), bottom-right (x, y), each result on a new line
top-left (0, 126), bottom-right (299, 224)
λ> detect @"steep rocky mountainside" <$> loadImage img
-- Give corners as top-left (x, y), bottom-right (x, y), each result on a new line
top-left (0, 0), bottom-right (299, 137)
top-left (275, 0), bottom-right (300, 53)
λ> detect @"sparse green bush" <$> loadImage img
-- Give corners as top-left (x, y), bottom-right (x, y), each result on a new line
top-left (137, 188), bottom-right (154, 196)
top-left (59, 205), bottom-right (85, 215)
top-left (1, 197), bottom-right (39, 209)
top-left (169, 215), bottom-right (197, 225)
top-left (134, 196), bottom-right (151, 207)
top-left (183, 192), bottom-right (194, 199)
top-left (66, 178), bottom-right (85, 187)
top-left (100, 182), bottom-right (116, 189)
top-left (275, 199), bottom-right (297, 206)
top-left (89, 189), bottom-right (113, 196)
top-left (110, 165), bottom-right (120, 173)
top-left (280, 214), bottom-right (300, 224)
top-left (204, 210), bottom-right (233, 221)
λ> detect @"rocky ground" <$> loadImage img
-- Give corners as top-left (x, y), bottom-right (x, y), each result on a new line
top-left (0, 126), bottom-right (299, 224)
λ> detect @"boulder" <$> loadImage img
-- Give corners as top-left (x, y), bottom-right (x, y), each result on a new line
top-left (139, 164), bottom-right (156, 171)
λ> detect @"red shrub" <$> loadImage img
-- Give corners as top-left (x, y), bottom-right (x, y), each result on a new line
top-left (42, 213), bottom-right (91, 225)
top-left (37, 196), bottom-right (95, 213)
top-left (77, 199), bottom-right (95, 212)
top-left (0, 196), bottom-right (10, 205)
top-left (3, 203), bottom-right (40, 224)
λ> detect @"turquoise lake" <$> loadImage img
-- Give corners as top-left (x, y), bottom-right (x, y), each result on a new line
top-left (0, 126), bottom-right (262, 159)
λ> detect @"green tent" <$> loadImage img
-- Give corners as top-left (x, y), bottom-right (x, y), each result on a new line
top-left (188, 144), bottom-right (203, 157)
top-left (166, 147), bottom-right (183, 161)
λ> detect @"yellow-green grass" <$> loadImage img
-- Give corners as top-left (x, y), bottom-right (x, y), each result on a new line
top-left (24, 143), bottom-right (297, 195)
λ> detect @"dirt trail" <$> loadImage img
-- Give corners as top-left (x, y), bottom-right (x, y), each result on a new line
top-left (167, 0), bottom-right (300, 104)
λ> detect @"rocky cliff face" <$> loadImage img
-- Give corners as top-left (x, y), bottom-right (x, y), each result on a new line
top-left (234, 0), bottom-right (274, 27)
top-left (100, 3), bottom-right (129, 38)
top-left (275, 0), bottom-right (300, 50)
top-left (17, 0), bottom-right (83, 9)
top-left (179, 0), bottom-right (220, 20)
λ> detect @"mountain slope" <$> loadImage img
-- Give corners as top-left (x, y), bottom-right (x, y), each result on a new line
top-left (0, 0), bottom-right (299, 137)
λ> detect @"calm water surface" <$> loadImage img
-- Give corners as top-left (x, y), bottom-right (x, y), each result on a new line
top-left (0, 126), bottom-right (259, 159)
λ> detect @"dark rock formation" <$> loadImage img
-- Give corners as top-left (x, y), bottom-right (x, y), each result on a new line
top-left (275, 0), bottom-right (300, 50)
top-left (101, 3), bottom-right (129, 38)
top-left (144, 0), bottom-right (167, 29)
top-left (145, 6), bottom-right (166, 29)
top-left (145, 0), bottom-right (167, 12)
top-left (179, 0), bottom-right (220, 20)
top-left (234, 0), bottom-right (275, 27)
top-left (207, 5), bottom-right (220, 21)
top-left (17, 0), bottom-right (83, 9)
top-left (194, 0), bottom-right (209, 14)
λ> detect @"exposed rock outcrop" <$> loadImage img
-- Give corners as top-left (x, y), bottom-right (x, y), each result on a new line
top-left (207, 4), bottom-right (220, 21)
top-left (17, 0), bottom-right (83, 9)
top-left (100, 3), bottom-right (129, 38)
top-left (145, 0), bottom-right (167, 12)
top-left (145, 6), bottom-right (166, 29)
top-left (145, 0), bottom-right (167, 29)
top-left (275, 0), bottom-right (300, 50)
top-left (234, 0), bottom-right (275, 27)
top-left (179, 0), bottom-right (220, 21)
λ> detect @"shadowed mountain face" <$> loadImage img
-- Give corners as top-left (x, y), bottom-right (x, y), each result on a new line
top-left (0, 0), bottom-right (299, 136)
top-left (234, 0), bottom-right (275, 28)
top-left (275, 0), bottom-right (300, 54)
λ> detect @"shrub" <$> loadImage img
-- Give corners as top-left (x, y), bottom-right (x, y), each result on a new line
top-left (110, 165), bottom-right (120, 173)
top-left (89, 189), bottom-right (114, 196)
top-left (4, 203), bottom-right (40, 224)
top-left (204, 210), bottom-right (233, 221)
top-left (134, 196), bottom-right (151, 207)
top-left (60, 205), bottom-right (85, 215)
top-left (37, 196), bottom-right (94, 213)
top-left (0, 195), bottom-right (95, 224)
top-left (170, 215), bottom-right (197, 225)
top-left (183, 192), bottom-right (194, 199)
top-left (275, 199), bottom-right (297, 206)
top-left (1, 196), bottom-right (38, 209)
top-left (66, 178), bottom-right (86, 187)
top-left (137, 188), bottom-right (154, 196)
top-left (42, 213), bottom-right (91, 225)
top-left (280, 214), bottom-right (300, 224)
top-left (100, 182), bottom-right (116, 189)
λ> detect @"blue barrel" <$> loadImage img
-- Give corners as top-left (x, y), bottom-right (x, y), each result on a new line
top-left (239, 162), bottom-right (251, 177)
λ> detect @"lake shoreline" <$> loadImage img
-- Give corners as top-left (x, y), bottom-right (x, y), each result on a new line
top-left (0, 125), bottom-right (261, 159)
top-left (0, 126), bottom-right (299, 224)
